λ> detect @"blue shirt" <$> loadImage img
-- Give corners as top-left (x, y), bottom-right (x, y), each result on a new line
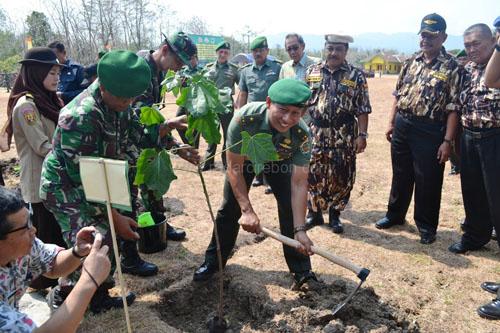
top-left (57, 59), bottom-right (85, 105)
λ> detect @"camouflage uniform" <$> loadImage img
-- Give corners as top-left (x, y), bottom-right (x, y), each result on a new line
top-left (202, 60), bottom-right (240, 168)
top-left (40, 81), bottom-right (161, 279)
top-left (383, 47), bottom-right (461, 235)
top-left (305, 61), bottom-right (372, 212)
top-left (458, 61), bottom-right (500, 249)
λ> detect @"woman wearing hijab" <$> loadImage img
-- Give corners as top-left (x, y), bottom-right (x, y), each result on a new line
top-left (6, 47), bottom-right (67, 287)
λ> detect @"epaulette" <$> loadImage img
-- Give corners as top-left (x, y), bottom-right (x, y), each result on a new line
top-left (291, 124), bottom-right (309, 143)
top-left (25, 93), bottom-right (35, 102)
top-left (239, 112), bottom-right (264, 128)
top-left (272, 59), bottom-right (283, 64)
top-left (205, 62), bottom-right (215, 68)
top-left (241, 63), bottom-right (253, 69)
top-left (229, 62), bottom-right (239, 69)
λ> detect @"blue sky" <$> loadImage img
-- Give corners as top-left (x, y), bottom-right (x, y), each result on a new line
top-left (1, 0), bottom-right (498, 36)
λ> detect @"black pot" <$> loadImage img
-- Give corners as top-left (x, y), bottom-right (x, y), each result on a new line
top-left (137, 218), bottom-right (167, 254)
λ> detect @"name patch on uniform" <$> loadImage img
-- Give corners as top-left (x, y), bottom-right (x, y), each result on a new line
top-left (431, 71), bottom-right (448, 82)
top-left (340, 79), bottom-right (356, 88)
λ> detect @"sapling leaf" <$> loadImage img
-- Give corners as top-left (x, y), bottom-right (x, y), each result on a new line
top-left (143, 150), bottom-right (177, 198)
top-left (186, 112), bottom-right (221, 145)
top-left (139, 106), bottom-right (165, 126)
top-left (134, 148), bottom-right (157, 185)
top-left (240, 131), bottom-right (279, 175)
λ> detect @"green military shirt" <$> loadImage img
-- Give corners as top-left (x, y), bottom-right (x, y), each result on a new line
top-left (239, 59), bottom-right (282, 102)
top-left (394, 47), bottom-right (461, 122)
top-left (226, 102), bottom-right (311, 166)
top-left (204, 61), bottom-right (240, 94)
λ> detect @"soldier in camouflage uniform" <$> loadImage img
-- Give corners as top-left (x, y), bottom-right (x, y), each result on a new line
top-left (134, 32), bottom-right (199, 246)
top-left (238, 36), bottom-right (282, 194)
top-left (40, 51), bottom-right (179, 312)
top-left (305, 34), bottom-right (371, 234)
top-left (375, 14), bottom-right (461, 245)
top-left (201, 41), bottom-right (240, 171)
top-left (193, 79), bottom-right (317, 289)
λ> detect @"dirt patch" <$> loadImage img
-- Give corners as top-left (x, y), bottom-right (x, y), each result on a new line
top-left (157, 269), bottom-right (418, 333)
top-left (0, 157), bottom-right (20, 187)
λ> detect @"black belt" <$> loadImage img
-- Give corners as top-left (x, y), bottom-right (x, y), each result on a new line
top-left (398, 112), bottom-right (443, 125)
top-left (464, 127), bottom-right (500, 139)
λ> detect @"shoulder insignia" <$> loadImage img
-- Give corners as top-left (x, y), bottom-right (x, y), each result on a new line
top-left (300, 140), bottom-right (311, 154)
top-left (20, 105), bottom-right (37, 125)
top-left (25, 93), bottom-right (35, 101)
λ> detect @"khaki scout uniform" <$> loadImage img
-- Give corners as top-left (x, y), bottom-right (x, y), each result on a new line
top-left (202, 102), bottom-right (312, 274)
top-left (306, 61), bottom-right (372, 212)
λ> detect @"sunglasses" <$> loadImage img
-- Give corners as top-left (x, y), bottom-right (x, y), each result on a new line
top-left (4, 218), bottom-right (33, 235)
top-left (286, 45), bottom-right (300, 52)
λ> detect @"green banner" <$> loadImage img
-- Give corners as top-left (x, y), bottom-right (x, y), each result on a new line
top-left (188, 34), bottom-right (224, 62)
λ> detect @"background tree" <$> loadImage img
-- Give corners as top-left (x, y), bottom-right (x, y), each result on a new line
top-left (25, 11), bottom-right (52, 47)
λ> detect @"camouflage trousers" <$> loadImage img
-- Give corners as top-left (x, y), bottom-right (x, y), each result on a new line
top-left (42, 187), bottom-right (116, 285)
top-left (308, 146), bottom-right (356, 212)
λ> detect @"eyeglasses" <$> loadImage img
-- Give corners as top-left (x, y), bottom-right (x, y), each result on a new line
top-left (4, 218), bottom-right (33, 235)
top-left (286, 45), bottom-right (300, 52)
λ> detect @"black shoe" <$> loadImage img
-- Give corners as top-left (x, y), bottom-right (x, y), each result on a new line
top-left (481, 282), bottom-right (500, 295)
top-left (477, 299), bottom-right (500, 320)
top-left (193, 262), bottom-right (218, 282)
top-left (292, 271), bottom-right (318, 290)
top-left (47, 285), bottom-right (73, 312)
top-left (492, 228), bottom-right (497, 241)
top-left (201, 162), bottom-right (216, 171)
top-left (167, 223), bottom-right (186, 241)
top-left (449, 166), bottom-right (460, 175)
top-left (305, 210), bottom-right (324, 229)
top-left (448, 241), bottom-right (481, 254)
top-left (329, 208), bottom-right (344, 234)
top-left (460, 219), bottom-right (466, 232)
top-left (375, 217), bottom-right (404, 229)
top-left (121, 257), bottom-right (158, 277)
top-left (90, 290), bottom-right (136, 314)
top-left (420, 233), bottom-right (436, 245)
top-left (264, 186), bottom-right (273, 194)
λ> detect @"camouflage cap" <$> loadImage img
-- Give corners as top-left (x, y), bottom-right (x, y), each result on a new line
top-left (419, 13), bottom-right (447, 34)
top-left (165, 31), bottom-right (197, 66)
top-left (250, 36), bottom-right (268, 50)
top-left (268, 79), bottom-right (311, 106)
top-left (98, 50), bottom-right (151, 98)
top-left (216, 41), bottom-right (230, 52)
top-left (325, 34), bottom-right (354, 44)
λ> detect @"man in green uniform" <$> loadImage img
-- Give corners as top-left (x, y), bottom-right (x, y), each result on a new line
top-left (305, 34), bottom-right (371, 234)
top-left (40, 51), bottom-right (181, 312)
top-left (193, 79), bottom-right (317, 289)
top-left (133, 32), bottom-right (198, 247)
top-left (201, 41), bottom-right (240, 171)
top-left (238, 36), bottom-right (282, 193)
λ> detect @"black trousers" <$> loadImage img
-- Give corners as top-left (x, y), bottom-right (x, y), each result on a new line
top-left (0, 165), bottom-right (4, 186)
top-left (386, 113), bottom-right (445, 234)
top-left (460, 127), bottom-right (500, 249)
top-left (204, 161), bottom-right (311, 273)
top-left (203, 110), bottom-right (234, 169)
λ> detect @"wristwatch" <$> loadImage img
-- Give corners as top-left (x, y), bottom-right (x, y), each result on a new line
top-left (358, 132), bottom-right (369, 139)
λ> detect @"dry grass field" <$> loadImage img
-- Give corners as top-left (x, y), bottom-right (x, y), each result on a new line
top-left (1, 76), bottom-right (500, 332)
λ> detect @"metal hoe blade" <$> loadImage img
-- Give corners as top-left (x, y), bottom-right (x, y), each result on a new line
top-left (332, 278), bottom-right (366, 316)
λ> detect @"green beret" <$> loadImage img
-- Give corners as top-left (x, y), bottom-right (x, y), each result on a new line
top-left (98, 50), bottom-right (151, 98)
top-left (215, 41), bottom-right (230, 52)
top-left (250, 36), bottom-right (268, 50)
top-left (166, 31), bottom-right (197, 66)
top-left (268, 79), bottom-right (311, 106)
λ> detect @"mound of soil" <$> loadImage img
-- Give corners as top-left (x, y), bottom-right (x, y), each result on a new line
top-left (157, 270), bottom-right (419, 333)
